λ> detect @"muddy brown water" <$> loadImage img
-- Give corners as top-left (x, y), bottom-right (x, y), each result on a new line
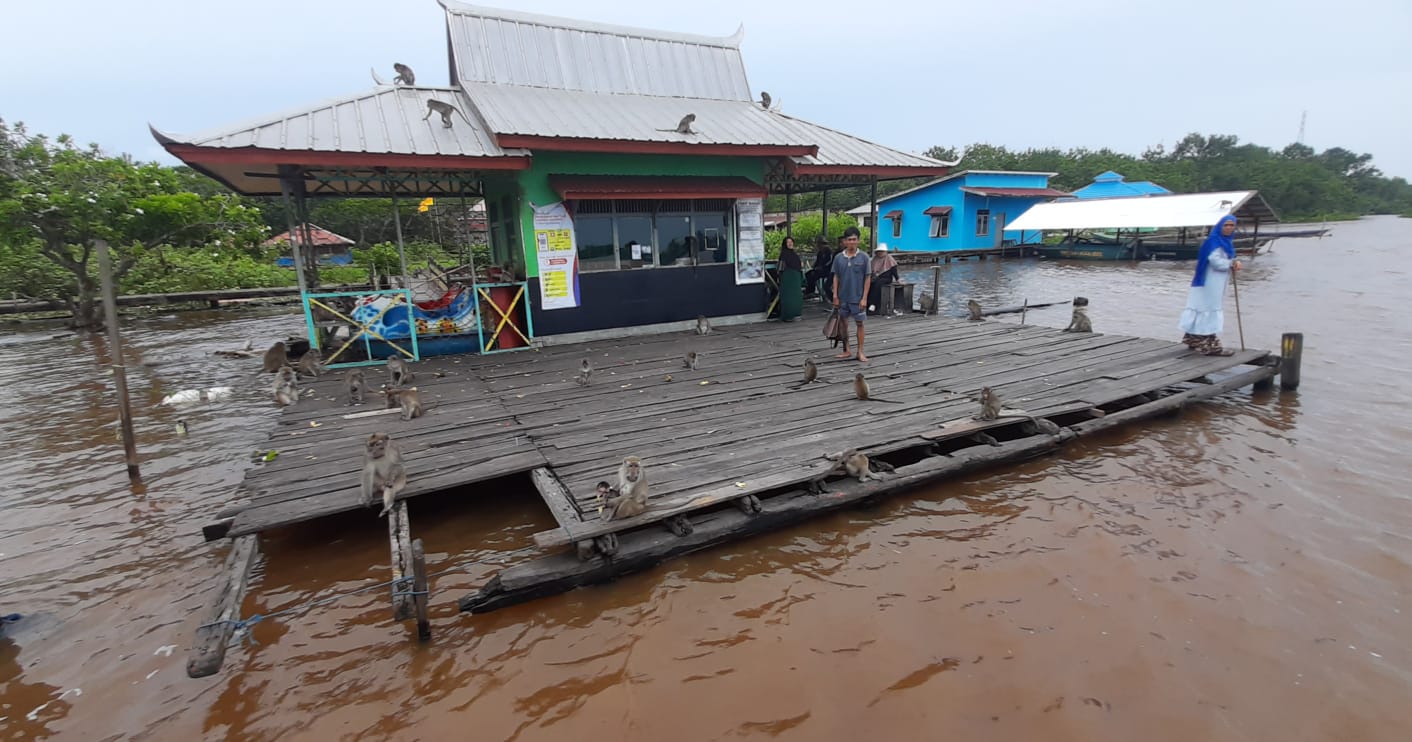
top-left (2, 217), bottom-right (1409, 741)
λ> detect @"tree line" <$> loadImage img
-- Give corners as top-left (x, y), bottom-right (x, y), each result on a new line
top-left (768, 133), bottom-right (1412, 222)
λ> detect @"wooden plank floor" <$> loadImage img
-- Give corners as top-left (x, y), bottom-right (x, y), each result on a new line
top-left (220, 309), bottom-right (1269, 542)
top-left (462, 309), bottom-right (1270, 545)
top-left (226, 355), bottom-right (547, 537)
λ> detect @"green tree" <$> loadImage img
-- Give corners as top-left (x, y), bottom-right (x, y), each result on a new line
top-left (0, 120), bottom-right (266, 328)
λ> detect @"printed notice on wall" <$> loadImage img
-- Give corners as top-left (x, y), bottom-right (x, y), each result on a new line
top-left (532, 202), bottom-right (580, 310)
top-left (735, 197), bottom-right (765, 285)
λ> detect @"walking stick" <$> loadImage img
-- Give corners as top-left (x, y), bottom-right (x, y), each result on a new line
top-left (1231, 270), bottom-right (1246, 351)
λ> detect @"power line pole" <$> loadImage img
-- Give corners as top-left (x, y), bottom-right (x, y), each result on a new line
top-left (1296, 110), bottom-right (1307, 145)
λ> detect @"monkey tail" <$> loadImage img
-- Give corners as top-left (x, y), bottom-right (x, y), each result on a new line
top-left (370, 67), bottom-right (389, 86)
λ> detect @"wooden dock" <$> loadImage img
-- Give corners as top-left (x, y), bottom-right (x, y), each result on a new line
top-left (192, 309), bottom-right (1283, 675)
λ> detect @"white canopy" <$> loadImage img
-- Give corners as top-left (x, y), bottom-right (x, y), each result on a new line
top-left (1004, 190), bottom-right (1279, 232)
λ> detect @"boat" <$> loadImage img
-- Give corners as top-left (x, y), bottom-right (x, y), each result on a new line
top-left (1008, 190), bottom-right (1324, 261)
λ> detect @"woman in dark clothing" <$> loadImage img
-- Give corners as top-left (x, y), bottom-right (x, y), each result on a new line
top-left (778, 235), bottom-right (804, 321)
top-left (804, 237), bottom-right (834, 301)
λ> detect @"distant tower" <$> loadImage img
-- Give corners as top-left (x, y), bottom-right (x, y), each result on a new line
top-left (1296, 110), bottom-right (1307, 145)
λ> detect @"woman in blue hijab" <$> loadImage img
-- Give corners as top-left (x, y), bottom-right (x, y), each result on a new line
top-left (1178, 215), bottom-right (1241, 355)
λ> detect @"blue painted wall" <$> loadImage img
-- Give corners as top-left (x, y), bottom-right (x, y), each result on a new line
top-left (874, 173), bottom-right (1056, 253)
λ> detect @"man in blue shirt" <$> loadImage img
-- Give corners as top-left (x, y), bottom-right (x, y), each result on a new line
top-left (830, 227), bottom-right (871, 363)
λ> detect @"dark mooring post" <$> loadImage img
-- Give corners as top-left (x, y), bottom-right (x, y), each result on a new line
top-left (1280, 332), bottom-right (1303, 390)
top-left (97, 239), bottom-right (140, 480)
top-left (785, 191), bottom-right (793, 239)
top-left (411, 538), bottom-right (431, 641)
top-left (870, 179), bottom-right (879, 251)
top-left (930, 265), bottom-right (941, 316)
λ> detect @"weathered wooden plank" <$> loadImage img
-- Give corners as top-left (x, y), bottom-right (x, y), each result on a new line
top-left (411, 538), bottom-right (431, 641)
top-left (187, 535), bottom-right (259, 678)
top-left (530, 467), bottom-right (586, 527)
top-left (1069, 365), bottom-right (1277, 437)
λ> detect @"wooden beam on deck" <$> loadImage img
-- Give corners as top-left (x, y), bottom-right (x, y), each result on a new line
top-left (187, 535), bottom-right (259, 678)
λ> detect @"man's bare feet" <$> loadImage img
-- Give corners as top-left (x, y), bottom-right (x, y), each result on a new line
top-left (857, 353), bottom-right (870, 363)
top-left (835, 351), bottom-right (854, 360)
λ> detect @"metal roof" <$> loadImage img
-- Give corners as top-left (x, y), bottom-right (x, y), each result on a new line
top-left (442, 1), bottom-right (751, 100)
top-left (1071, 170), bottom-right (1171, 199)
top-left (1004, 191), bottom-right (1280, 232)
top-left (155, 85), bottom-right (517, 158)
top-left (151, 85), bottom-right (529, 195)
top-left (778, 114), bottom-right (952, 172)
top-left (462, 82), bottom-right (811, 148)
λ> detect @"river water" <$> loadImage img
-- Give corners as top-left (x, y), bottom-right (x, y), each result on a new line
top-left (1, 216), bottom-right (1408, 741)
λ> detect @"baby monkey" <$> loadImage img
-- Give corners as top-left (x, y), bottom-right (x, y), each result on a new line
top-left (345, 369), bottom-right (366, 405)
top-left (967, 299), bottom-right (984, 321)
top-left (273, 366), bottom-right (299, 407)
top-left (853, 373), bottom-right (901, 403)
top-left (683, 351), bottom-right (699, 371)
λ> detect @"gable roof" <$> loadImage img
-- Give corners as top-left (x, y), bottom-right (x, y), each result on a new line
top-left (1071, 171), bottom-right (1171, 199)
top-left (442, 1), bottom-right (750, 100)
top-left (263, 224), bottom-right (355, 247)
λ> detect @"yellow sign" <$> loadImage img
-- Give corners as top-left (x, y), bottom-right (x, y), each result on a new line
top-left (417, 197), bottom-right (434, 213)
top-left (536, 228), bottom-right (574, 253)
top-left (541, 269), bottom-right (570, 299)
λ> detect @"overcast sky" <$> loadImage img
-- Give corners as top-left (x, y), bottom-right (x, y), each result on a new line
top-left (4, 0), bottom-right (1408, 179)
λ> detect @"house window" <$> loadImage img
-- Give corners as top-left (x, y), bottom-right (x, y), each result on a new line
top-left (572, 198), bottom-right (735, 271)
top-left (891, 216), bottom-right (902, 239)
top-left (976, 209), bottom-right (990, 237)
top-left (929, 214), bottom-right (950, 238)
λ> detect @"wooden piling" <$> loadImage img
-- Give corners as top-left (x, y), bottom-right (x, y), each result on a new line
top-left (1280, 332), bottom-right (1303, 390)
top-left (411, 539), bottom-right (431, 641)
top-left (388, 501), bottom-right (414, 621)
top-left (930, 265), bottom-right (941, 315)
top-left (187, 535), bottom-right (259, 678)
top-left (97, 240), bottom-right (140, 481)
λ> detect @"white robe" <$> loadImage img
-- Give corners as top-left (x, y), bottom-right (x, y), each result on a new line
top-left (1178, 250), bottom-right (1232, 336)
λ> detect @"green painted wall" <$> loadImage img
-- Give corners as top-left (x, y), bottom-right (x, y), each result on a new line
top-left (514, 152), bottom-right (765, 277)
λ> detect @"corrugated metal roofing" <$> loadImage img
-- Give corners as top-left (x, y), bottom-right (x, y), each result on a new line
top-left (156, 85), bottom-right (523, 159)
top-left (779, 114), bottom-right (950, 171)
top-left (442, 1), bottom-right (752, 101)
top-left (262, 224), bottom-right (354, 247)
top-left (462, 83), bottom-right (806, 146)
top-left (1004, 191), bottom-right (1279, 232)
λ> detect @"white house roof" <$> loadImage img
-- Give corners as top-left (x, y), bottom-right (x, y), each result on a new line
top-left (443, 1), bottom-right (751, 100)
top-left (1004, 191), bottom-right (1280, 231)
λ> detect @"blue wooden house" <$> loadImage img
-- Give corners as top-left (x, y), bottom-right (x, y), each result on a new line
top-left (848, 171), bottom-right (1069, 252)
top-left (1070, 170), bottom-right (1170, 199)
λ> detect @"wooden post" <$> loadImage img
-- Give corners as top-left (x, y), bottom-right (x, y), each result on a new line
top-left (785, 191), bottom-right (793, 238)
top-left (1280, 332), bottom-right (1303, 390)
top-left (869, 180), bottom-right (879, 251)
top-left (187, 535), bottom-right (259, 678)
top-left (411, 538), bottom-right (431, 641)
top-left (390, 189), bottom-right (410, 283)
top-left (930, 265), bottom-right (941, 316)
top-left (388, 501), bottom-right (414, 621)
top-left (97, 240), bottom-right (140, 480)
top-left (821, 189), bottom-right (829, 243)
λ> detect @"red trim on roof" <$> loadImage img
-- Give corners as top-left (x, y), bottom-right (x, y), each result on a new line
top-left (550, 175), bottom-right (765, 200)
top-left (498, 135), bottom-right (817, 158)
top-left (882, 210), bottom-right (904, 220)
top-left (960, 187), bottom-right (1070, 198)
top-left (161, 144), bottom-right (530, 171)
top-left (923, 206), bottom-right (953, 216)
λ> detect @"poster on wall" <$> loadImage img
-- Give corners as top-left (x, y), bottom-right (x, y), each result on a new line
top-left (734, 197), bottom-right (765, 285)
top-left (531, 201), bottom-right (580, 310)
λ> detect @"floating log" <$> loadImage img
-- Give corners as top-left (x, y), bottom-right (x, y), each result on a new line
top-left (978, 299), bottom-right (1071, 317)
top-left (187, 535), bottom-right (259, 678)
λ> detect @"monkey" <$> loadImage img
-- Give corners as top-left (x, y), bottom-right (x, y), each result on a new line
top-left (345, 369), bottom-right (366, 405)
top-left (827, 449), bottom-right (883, 483)
top-left (974, 385), bottom-right (1002, 421)
top-left (695, 314), bottom-right (712, 336)
top-left (360, 432), bottom-right (408, 518)
top-left (295, 347), bottom-right (323, 377)
top-left (261, 341), bottom-right (288, 373)
top-left (423, 99), bottom-right (471, 128)
top-left (393, 62), bottom-right (415, 85)
top-left (683, 351), bottom-right (699, 371)
top-left (790, 357), bottom-right (820, 389)
top-left (1020, 417), bottom-right (1063, 436)
top-left (760, 91), bottom-right (772, 109)
top-left (1063, 296), bottom-right (1092, 333)
top-left (396, 387), bottom-right (424, 421)
top-left (853, 373), bottom-right (901, 403)
top-left (593, 480), bottom-right (617, 518)
top-left (575, 358), bottom-right (592, 386)
top-left (601, 456), bottom-right (649, 521)
top-left (387, 356), bottom-right (413, 387)
top-left (918, 293), bottom-right (937, 316)
top-left (657, 113), bottom-right (697, 135)
top-left (273, 366), bottom-right (299, 407)
top-left (970, 431), bottom-right (1001, 447)
top-left (967, 299), bottom-right (984, 321)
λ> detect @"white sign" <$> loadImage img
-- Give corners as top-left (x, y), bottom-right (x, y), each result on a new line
top-left (735, 197), bottom-right (765, 285)
top-left (531, 202), bottom-right (580, 310)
